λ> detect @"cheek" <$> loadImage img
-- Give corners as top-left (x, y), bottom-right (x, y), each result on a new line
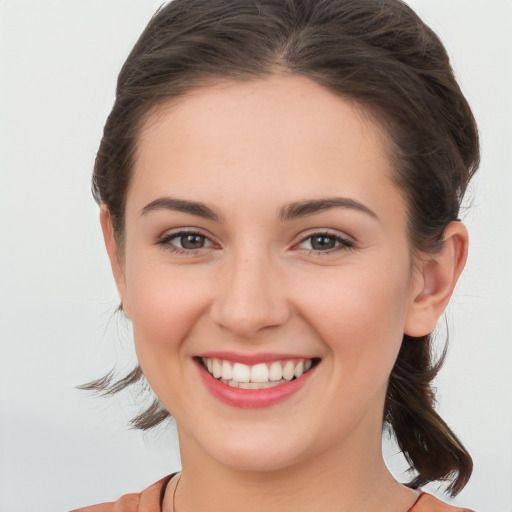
top-left (295, 261), bottom-right (412, 372)
top-left (123, 257), bottom-right (212, 364)
top-left (301, 263), bottom-right (410, 327)
top-left (125, 266), bottom-right (215, 413)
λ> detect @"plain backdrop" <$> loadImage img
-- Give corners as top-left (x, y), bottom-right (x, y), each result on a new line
top-left (0, 1), bottom-right (511, 511)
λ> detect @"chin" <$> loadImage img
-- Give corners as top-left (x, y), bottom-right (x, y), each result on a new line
top-left (211, 445), bottom-right (305, 473)
top-left (195, 427), bottom-right (313, 473)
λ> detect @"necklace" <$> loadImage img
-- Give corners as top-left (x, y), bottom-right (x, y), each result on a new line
top-left (172, 474), bottom-right (181, 512)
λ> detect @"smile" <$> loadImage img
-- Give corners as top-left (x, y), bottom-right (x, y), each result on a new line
top-left (199, 357), bottom-right (319, 390)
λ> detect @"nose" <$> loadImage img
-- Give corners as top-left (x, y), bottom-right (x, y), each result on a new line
top-left (209, 251), bottom-right (291, 339)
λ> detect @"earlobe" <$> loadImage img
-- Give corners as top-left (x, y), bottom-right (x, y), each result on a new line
top-left (404, 222), bottom-right (468, 337)
top-left (100, 206), bottom-right (128, 313)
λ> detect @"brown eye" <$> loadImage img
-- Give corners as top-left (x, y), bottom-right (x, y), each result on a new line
top-left (180, 234), bottom-right (206, 249)
top-left (158, 231), bottom-right (214, 252)
top-left (297, 232), bottom-right (354, 253)
top-left (310, 235), bottom-right (336, 250)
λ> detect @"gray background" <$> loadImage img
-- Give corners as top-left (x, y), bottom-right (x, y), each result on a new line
top-left (1, 1), bottom-right (511, 511)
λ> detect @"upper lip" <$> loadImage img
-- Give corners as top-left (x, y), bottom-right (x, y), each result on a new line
top-left (196, 351), bottom-right (318, 365)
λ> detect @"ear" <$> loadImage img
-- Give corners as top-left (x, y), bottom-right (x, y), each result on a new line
top-left (100, 205), bottom-right (128, 314)
top-left (404, 221), bottom-right (468, 337)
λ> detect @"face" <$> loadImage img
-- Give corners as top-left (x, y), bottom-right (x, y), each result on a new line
top-left (109, 75), bottom-right (429, 472)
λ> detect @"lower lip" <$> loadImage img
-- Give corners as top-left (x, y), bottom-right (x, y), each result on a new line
top-left (196, 360), bottom-right (317, 408)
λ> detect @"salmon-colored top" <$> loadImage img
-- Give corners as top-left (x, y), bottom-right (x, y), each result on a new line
top-left (71, 474), bottom-right (475, 512)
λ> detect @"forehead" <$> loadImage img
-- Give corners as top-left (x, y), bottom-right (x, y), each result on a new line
top-left (137, 74), bottom-right (389, 162)
top-left (129, 75), bottom-right (403, 224)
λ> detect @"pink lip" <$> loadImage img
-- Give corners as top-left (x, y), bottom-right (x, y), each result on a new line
top-left (197, 351), bottom-right (313, 365)
top-left (195, 358), bottom-right (318, 408)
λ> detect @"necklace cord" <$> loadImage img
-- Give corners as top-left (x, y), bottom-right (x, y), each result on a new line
top-left (172, 474), bottom-right (181, 512)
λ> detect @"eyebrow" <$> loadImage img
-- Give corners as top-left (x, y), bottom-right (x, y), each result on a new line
top-left (278, 197), bottom-right (377, 221)
top-left (140, 195), bottom-right (377, 222)
top-left (140, 197), bottom-right (220, 220)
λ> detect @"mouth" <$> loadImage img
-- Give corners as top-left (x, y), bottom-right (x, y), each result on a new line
top-left (198, 356), bottom-right (321, 390)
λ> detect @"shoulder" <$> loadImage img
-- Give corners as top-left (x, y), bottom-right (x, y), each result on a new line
top-left (70, 474), bottom-right (174, 512)
top-left (411, 492), bottom-right (476, 512)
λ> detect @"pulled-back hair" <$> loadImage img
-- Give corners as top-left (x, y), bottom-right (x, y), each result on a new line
top-left (86, 0), bottom-right (479, 496)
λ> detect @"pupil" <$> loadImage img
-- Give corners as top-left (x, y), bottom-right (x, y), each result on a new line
top-left (312, 236), bottom-right (335, 250)
top-left (181, 234), bottom-right (204, 249)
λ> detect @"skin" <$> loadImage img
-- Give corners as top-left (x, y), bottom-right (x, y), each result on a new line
top-left (102, 75), bottom-right (468, 512)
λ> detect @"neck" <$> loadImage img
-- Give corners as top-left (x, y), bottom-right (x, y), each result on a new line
top-left (164, 425), bottom-right (418, 512)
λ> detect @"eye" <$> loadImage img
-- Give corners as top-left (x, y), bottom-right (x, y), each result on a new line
top-left (157, 230), bottom-right (215, 253)
top-left (297, 232), bottom-right (354, 253)
top-left (176, 233), bottom-right (209, 250)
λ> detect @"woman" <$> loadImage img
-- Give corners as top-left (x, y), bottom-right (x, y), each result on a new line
top-left (74, 0), bottom-right (479, 510)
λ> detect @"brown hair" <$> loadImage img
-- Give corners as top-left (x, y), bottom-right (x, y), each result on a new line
top-left (85, 0), bottom-right (479, 496)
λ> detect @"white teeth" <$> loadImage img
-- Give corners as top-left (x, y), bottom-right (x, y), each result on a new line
top-left (250, 363), bottom-right (269, 383)
top-left (294, 361), bottom-right (304, 378)
top-left (239, 382), bottom-right (263, 389)
top-left (222, 379), bottom-right (289, 389)
top-left (282, 361), bottom-right (295, 381)
top-left (212, 359), bottom-right (222, 379)
top-left (202, 357), bottom-right (317, 387)
top-left (269, 361), bottom-right (283, 381)
top-left (221, 360), bottom-right (233, 380)
top-left (232, 362), bottom-right (251, 383)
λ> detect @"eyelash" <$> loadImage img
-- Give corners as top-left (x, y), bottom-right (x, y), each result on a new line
top-left (156, 230), bottom-right (355, 256)
top-left (157, 230), bottom-right (214, 255)
top-left (296, 231), bottom-right (354, 254)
